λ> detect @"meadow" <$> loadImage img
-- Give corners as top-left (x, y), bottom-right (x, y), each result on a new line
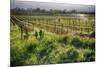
top-left (11, 15), bottom-right (95, 66)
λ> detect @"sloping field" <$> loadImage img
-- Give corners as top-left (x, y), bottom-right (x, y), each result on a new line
top-left (11, 15), bottom-right (95, 66)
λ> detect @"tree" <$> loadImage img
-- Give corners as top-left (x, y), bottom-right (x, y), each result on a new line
top-left (41, 9), bottom-right (46, 13)
top-left (36, 8), bottom-right (40, 12)
top-left (62, 9), bottom-right (67, 14)
top-left (70, 10), bottom-right (77, 13)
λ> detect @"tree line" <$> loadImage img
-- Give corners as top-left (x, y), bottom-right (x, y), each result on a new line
top-left (11, 7), bottom-right (95, 16)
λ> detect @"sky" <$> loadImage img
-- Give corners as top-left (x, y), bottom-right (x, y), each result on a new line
top-left (11, 0), bottom-right (95, 13)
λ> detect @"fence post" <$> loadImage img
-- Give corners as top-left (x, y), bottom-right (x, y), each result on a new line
top-left (20, 26), bottom-right (23, 40)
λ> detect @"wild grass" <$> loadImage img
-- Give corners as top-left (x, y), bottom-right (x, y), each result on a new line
top-left (11, 25), bottom-right (95, 66)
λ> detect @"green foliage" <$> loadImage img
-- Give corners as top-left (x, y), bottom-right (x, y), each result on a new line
top-left (58, 36), bottom-right (69, 45)
top-left (83, 50), bottom-right (95, 62)
top-left (83, 39), bottom-right (95, 50)
top-left (11, 16), bottom-right (95, 66)
top-left (26, 43), bottom-right (37, 53)
top-left (11, 33), bottom-right (95, 66)
top-left (71, 37), bottom-right (83, 48)
top-left (59, 47), bottom-right (79, 63)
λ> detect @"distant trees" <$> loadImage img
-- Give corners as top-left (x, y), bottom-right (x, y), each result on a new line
top-left (62, 9), bottom-right (66, 13)
top-left (71, 10), bottom-right (77, 13)
top-left (36, 8), bottom-right (40, 12)
top-left (11, 7), bottom-right (94, 16)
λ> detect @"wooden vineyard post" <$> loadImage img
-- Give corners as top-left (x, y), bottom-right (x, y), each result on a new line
top-left (81, 27), bottom-right (83, 34)
top-left (81, 21), bottom-right (83, 34)
top-left (46, 20), bottom-right (49, 31)
top-left (71, 20), bottom-right (73, 33)
top-left (83, 21), bottom-right (86, 32)
top-left (92, 20), bottom-right (95, 32)
top-left (20, 26), bottom-right (23, 40)
top-left (82, 21), bottom-right (84, 33)
top-left (58, 18), bottom-right (60, 34)
top-left (84, 20), bottom-right (86, 33)
top-left (65, 20), bottom-right (67, 33)
top-left (67, 20), bottom-right (69, 34)
top-left (67, 19), bottom-right (69, 33)
top-left (85, 21), bottom-right (87, 33)
top-left (32, 23), bottom-right (35, 32)
top-left (71, 18), bottom-right (73, 33)
top-left (38, 19), bottom-right (41, 30)
top-left (80, 20), bottom-right (82, 34)
top-left (78, 19), bottom-right (80, 33)
top-left (54, 21), bottom-right (57, 34)
top-left (56, 21), bottom-right (58, 34)
top-left (76, 19), bottom-right (78, 33)
top-left (92, 24), bottom-right (95, 32)
top-left (69, 19), bottom-right (71, 33)
top-left (61, 24), bottom-right (64, 34)
top-left (73, 20), bottom-right (75, 33)
top-left (24, 29), bottom-right (29, 39)
top-left (68, 19), bottom-right (70, 33)
top-left (79, 19), bottom-right (81, 33)
top-left (87, 21), bottom-right (90, 34)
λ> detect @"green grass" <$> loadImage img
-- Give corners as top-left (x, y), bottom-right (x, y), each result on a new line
top-left (10, 24), bottom-right (95, 66)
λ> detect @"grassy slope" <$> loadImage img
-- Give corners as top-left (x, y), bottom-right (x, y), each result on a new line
top-left (11, 24), bottom-right (95, 66)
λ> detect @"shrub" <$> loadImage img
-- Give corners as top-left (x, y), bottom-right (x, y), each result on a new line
top-left (24, 54), bottom-right (38, 65)
top-left (38, 45), bottom-right (53, 64)
top-left (59, 47), bottom-right (79, 63)
top-left (88, 42), bottom-right (95, 50)
top-left (26, 43), bottom-right (37, 53)
top-left (71, 37), bottom-right (83, 48)
top-left (11, 46), bottom-right (26, 66)
top-left (57, 36), bottom-right (69, 45)
top-left (39, 48), bottom-right (48, 58)
top-left (83, 39), bottom-right (95, 50)
top-left (83, 50), bottom-right (95, 61)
